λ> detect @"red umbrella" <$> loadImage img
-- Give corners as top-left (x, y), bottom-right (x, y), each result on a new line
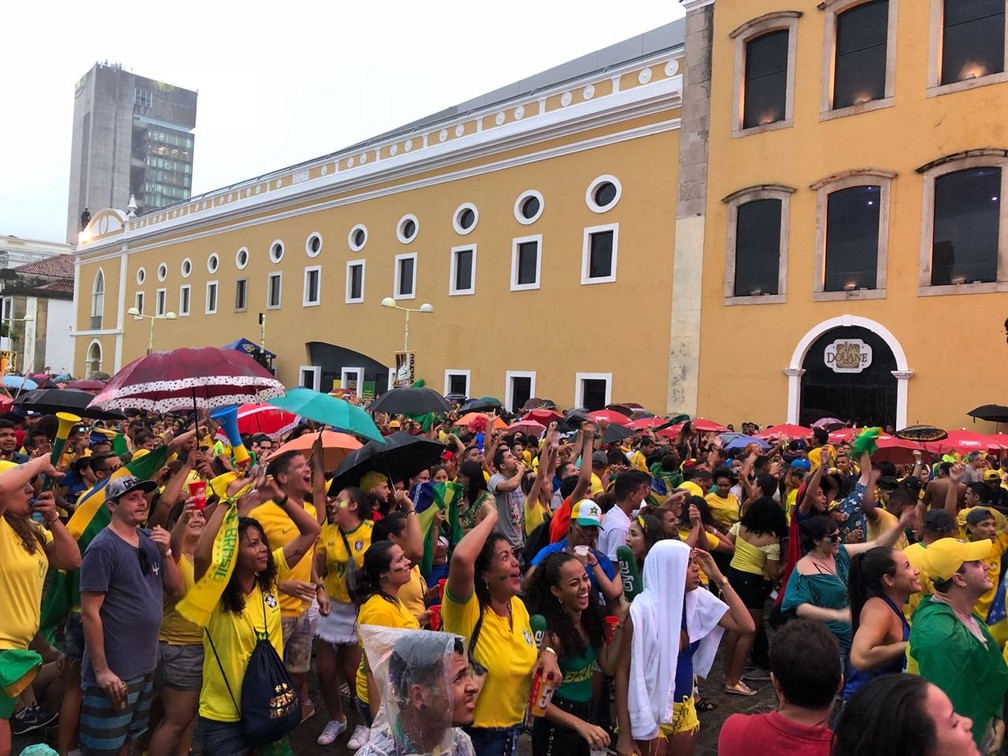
top-left (508, 419), bottom-right (546, 437)
top-left (88, 346), bottom-right (285, 413)
top-left (829, 428), bottom-right (858, 444)
top-left (588, 409), bottom-right (630, 426)
top-left (235, 403), bottom-right (300, 439)
top-left (66, 379), bottom-right (106, 393)
top-left (872, 435), bottom-right (924, 465)
top-left (755, 424), bottom-right (812, 441)
top-left (657, 422), bottom-right (686, 440)
top-left (986, 434), bottom-right (1008, 451)
top-left (691, 418), bottom-right (729, 433)
top-left (523, 408), bottom-right (563, 424)
top-left (924, 429), bottom-right (1000, 455)
top-left (628, 416), bottom-right (668, 431)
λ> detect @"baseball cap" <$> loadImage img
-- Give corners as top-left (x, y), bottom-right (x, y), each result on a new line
top-left (571, 499), bottom-right (602, 527)
top-left (922, 509), bottom-right (957, 533)
top-left (591, 451), bottom-right (607, 467)
top-left (922, 538), bottom-right (993, 582)
top-left (678, 481), bottom-right (705, 498)
top-left (790, 459), bottom-right (811, 472)
top-left (984, 469), bottom-right (1002, 483)
top-left (106, 475), bottom-right (158, 501)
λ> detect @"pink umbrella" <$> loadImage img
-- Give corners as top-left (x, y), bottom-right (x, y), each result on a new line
top-left (872, 435), bottom-right (924, 465)
top-left (66, 378), bottom-right (106, 393)
top-left (755, 424), bottom-right (812, 441)
top-left (628, 416), bottom-right (668, 431)
top-left (691, 418), bottom-right (729, 433)
top-left (524, 408), bottom-right (563, 424)
top-left (507, 419), bottom-right (546, 437)
top-left (925, 429), bottom-right (1000, 455)
top-left (236, 403), bottom-right (300, 439)
top-left (829, 428), bottom-right (858, 444)
top-left (587, 409), bottom-right (630, 426)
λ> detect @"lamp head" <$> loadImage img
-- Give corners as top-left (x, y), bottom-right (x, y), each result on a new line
top-left (381, 297), bottom-right (396, 308)
top-left (127, 307), bottom-right (140, 316)
top-left (419, 303), bottom-right (434, 313)
top-left (165, 312), bottom-right (177, 320)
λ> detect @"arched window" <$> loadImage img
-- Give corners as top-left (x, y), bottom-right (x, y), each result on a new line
top-left (90, 270), bottom-right (105, 329)
top-left (722, 184), bottom-right (795, 303)
top-left (85, 341), bottom-right (103, 377)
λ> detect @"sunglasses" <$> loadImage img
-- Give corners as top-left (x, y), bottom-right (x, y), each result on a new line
top-left (822, 533), bottom-right (842, 543)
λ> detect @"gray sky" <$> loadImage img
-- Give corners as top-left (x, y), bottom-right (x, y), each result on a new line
top-left (1, 1), bottom-right (682, 243)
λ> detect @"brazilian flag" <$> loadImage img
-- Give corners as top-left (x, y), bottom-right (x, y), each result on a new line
top-left (408, 480), bottom-right (464, 576)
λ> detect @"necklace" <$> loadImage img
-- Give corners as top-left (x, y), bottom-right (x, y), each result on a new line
top-left (808, 554), bottom-right (837, 577)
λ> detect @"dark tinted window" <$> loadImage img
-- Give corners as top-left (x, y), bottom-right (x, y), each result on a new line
top-left (932, 167), bottom-right (1001, 285)
top-left (309, 235), bottom-right (321, 253)
top-left (744, 30), bottom-right (789, 129)
top-left (942, 0), bottom-right (1005, 85)
top-left (454, 248), bottom-right (474, 290)
top-left (834, 0), bottom-right (889, 109)
top-left (235, 279), bottom-right (247, 310)
top-left (594, 182), bottom-right (618, 207)
top-left (448, 374), bottom-right (467, 395)
top-left (824, 185), bottom-right (881, 291)
top-left (517, 241), bottom-right (539, 285)
top-left (734, 199), bottom-right (782, 296)
top-left (401, 219), bottom-right (416, 240)
top-left (587, 230), bottom-right (614, 279)
top-left (353, 229), bottom-right (366, 248)
top-left (349, 264), bottom-right (363, 299)
top-left (397, 258), bottom-right (415, 295)
top-left (581, 379), bottom-right (608, 411)
top-left (458, 208), bottom-right (475, 229)
top-left (521, 196), bottom-right (541, 219)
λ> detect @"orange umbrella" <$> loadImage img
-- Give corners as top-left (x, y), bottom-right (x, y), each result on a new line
top-left (455, 412), bottom-right (507, 430)
top-left (267, 430), bottom-right (362, 471)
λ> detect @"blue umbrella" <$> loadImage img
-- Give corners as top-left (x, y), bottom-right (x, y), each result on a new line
top-left (718, 432), bottom-right (769, 452)
top-left (2, 375), bottom-right (38, 391)
top-left (268, 387), bottom-right (385, 443)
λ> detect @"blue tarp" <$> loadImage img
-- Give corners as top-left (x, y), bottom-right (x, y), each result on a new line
top-left (221, 337), bottom-right (276, 359)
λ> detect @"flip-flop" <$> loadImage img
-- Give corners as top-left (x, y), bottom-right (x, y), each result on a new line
top-left (695, 697), bottom-right (718, 712)
top-left (723, 682), bottom-right (758, 696)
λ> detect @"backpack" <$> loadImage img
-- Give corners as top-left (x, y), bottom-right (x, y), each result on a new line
top-left (206, 590), bottom-right (301, 747)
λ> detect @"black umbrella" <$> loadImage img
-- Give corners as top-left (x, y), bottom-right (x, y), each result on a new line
top-left (895, 424), bottom-right (948, 442)
top-left (521, 397), bottom-right (556, 412)
top-left (329, 431), bottom-right (446, 490)
top-left (14, 388), bottom-right (126, 421)
top-left (459, 397), bottom-right (502, 414)
top-left (369, 387), bottom-right (451, 415)
top-left (967, 405), bottom-right (1008, 424)
top-left (603, 423), bottom-right (634, 445)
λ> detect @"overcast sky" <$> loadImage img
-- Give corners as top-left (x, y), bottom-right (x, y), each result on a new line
top-left (1, 1), bottom-right (682, 243)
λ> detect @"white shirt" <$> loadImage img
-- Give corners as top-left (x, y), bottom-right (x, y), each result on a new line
top-left (598, 505), bottom-right (632, 561)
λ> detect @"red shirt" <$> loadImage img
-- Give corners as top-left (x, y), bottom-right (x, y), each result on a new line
top-left (717, 711), bottom-right (832, 756)
top-left (548, 496), bottom-right (572, 543)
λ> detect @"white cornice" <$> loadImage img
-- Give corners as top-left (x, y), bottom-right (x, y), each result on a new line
top-left (680, 0), bottom-right (715, 11)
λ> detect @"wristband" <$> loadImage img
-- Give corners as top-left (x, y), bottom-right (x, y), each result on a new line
top-left (277, 494), bottom-right (290, 507)
top-left (314, 583), bottom-right (325, 591)
top-left (164, 549), bottom-right (173, 558)
top-left (543, 646), bottom-right (557, 657)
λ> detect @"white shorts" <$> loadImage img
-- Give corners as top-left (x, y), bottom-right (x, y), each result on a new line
top-left (315, 601), bottom-right (357, 645)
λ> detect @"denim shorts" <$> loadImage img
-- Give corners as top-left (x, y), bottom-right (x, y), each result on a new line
top-left (197, 716), bottom-right (251, 756)
top-left (63, 612), bottom-right (85, 661)
top-left (155, 642), bottom-right (204, 690)
top-left (464, 724), bottom-right (522, 756)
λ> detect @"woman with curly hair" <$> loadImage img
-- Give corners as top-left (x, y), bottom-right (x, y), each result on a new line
top-left (625, 514), bottom-right (667, 572)
top-left (193, 477), bottom-right (320, 756)
top-left (526, 552), bottom-right (612, 755)
top-left (458, 461), bottom-right (494, 534)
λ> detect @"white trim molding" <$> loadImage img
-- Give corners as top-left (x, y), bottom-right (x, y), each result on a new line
top-left (449, 244), bottom-right (477, 296)
top-left (505, 370), bottom-right (537, 414)
top-left (786, 315), bottom-right (912, 428)
top-left (585, 175), bottom-right (622, 213)
top-left (574, 371), bottom-right (613, 410)
top-left (722, 184), bottom-right (794, 304)
top-left (303, 265), bottom-right (322, 307)
top-left (820, 0), bottom-right (898, 120)
top-left (581, 223), bottom-right (619, 284)
top-left (452, 203), bottom-right (479, 235)
top-left (345, 260), bottom-right (366, 304)
top-left (266, 271), bottom-right (283, 309)
top-left (731, 11), bottom-right (802, 136)
top-left (514, 190), bottom-right (545, 225)
top-left (443, 369), bottom-right (471, 398)
top-left (394, 252), bottom-right (418, 300)
top-left (510, 235), bottom-right (543, 291)
top-left (299, 365), bottom-right (322, 392)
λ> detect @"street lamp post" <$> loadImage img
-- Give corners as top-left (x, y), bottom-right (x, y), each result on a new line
top-left (380, 298), bottom-right (433, 386)
top-left (126, 308), bottom-right (177, 355)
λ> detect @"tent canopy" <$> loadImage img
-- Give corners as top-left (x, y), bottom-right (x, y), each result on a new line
top-left (221, 337), bottom-right (276, 359)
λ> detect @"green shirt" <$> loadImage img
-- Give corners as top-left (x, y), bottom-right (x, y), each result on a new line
top-left (556, 642), bottom-right (598, 703)
top-left (908, 595), bottom-right (1008, 747)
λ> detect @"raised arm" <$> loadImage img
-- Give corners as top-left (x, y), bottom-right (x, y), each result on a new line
top-left (846, 508), bottom-right (915, 557)
top-left (569, 424), bottom-right (595, 503)
top-left (445, 505), bottom-right (499, 601)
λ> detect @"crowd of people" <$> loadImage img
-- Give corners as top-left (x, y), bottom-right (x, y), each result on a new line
top-left (1, 399), bottom-right (1007, 756)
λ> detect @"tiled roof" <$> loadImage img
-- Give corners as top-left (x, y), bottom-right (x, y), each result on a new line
top-left (37, 279), bottom-right (74, 294)
top-left (11, 254), bottom-right (74, 279)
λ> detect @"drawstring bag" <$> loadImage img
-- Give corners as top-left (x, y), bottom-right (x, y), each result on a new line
top-left (207, 591), bottom-right (301, 747)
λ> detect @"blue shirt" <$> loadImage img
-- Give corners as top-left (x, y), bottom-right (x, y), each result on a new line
top-left (530, 539), bottom-right (615, 596)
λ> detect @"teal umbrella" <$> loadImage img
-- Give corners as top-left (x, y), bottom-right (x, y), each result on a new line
top-left (267, 387), bottom-right (385, 443)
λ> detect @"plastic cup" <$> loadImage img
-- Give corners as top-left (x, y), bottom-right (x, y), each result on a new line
top-left (429, 604), bottom-right (442, 631)
top-left (603, 615), bottom-right (620, 645)
top-left (574, 544), bottom-right (589, 564)
top-left (188, 480), bottom-right (207, 509)
top-left (438, 578), bottom-right (447, 600)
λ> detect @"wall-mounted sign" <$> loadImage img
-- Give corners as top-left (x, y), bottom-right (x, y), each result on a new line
top-left (394, 351), bottom-right (414, 387)
top-left (824, 339), bottom-right (872, 374)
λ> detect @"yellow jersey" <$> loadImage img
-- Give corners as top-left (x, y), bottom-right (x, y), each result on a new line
top-left (319, 520), bottom-right (373, 604)
top-left (160, 554), bottom-right (201, 645)
top-left (0, 520), bottom-right (51, 650)
top-left (355, 594), bottom-right (420, 704)
top-left (705, 492), bottom-right (740, 530)
top-left (398, 564), bottom-right (428, 622)
top-left (902, 542), bottom-right (934, 623)
top-left (866, 507), bottom-right (909, 552)
top-left (246, 500), bottom-right (317, 618)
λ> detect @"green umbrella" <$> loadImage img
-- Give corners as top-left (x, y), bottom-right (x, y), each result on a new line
top-left (267, 387), bottom-right (385, 443)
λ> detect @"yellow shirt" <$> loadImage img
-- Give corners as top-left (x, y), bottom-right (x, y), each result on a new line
top-left (629, 450), bottom-right (648, 472)
top-left (903, 542), bottom-right (934, 623)
top-left (866, 507), bottom-right (909, 552)
top-left (728, 522), bottom-right (780, 576)
top-left (705, 492), bottom-right (740, 530)
top-left (398, 565), bottom-right (427, 622)
top-left (589, 473), bottom-right (604, 497)
top-left (160, 554), bottom-right (201, 645)
top-left (247, 500), bottom-right (317, 618)
top-left (319, 520), bottom-right (373, 604)
top-left (679, 529), bottom-right (720, 585)
top-left (199, 548), bottom-right (290, 722)
top-left (0, 520), bottom-right (51, 650)
top-left (355, 594), bottom-right (420, 703)
top-left (442, 590), bottom-right (537, 728)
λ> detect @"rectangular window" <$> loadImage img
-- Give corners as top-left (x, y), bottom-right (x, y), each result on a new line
top-left (346, 261), bottom-right (365, 303)
top-left (340, 367), bottom-right (363, 397)
top-left (178, 285), bottom-right (191, 316)
top-left (941, 0), bottom-right (1006, 86)
top-left (443, 370), bottom-right (471, 398)
top-left (833, 0), bottom-right (890, 109)
top-left (824, 186), bottom-right (882, 291)
top-left (394, 254), bottom-right (417, 300)
top-left (581, 225), bottom-right (618, 284)
top-left (734, 199), bottom-right (782, 296)
top-left (505, 371), bottom-right (536, 414)
top-left (303, 266), bottom-right (321, 307)
top-left (134, 292), bottom-right (144, 317)
top-left (267, 272), bottom-right (282, 309)
top-left (931, 167), bottom-right (1001, 285)
top-left (235, 278), bottom-right (247, 312)
top-left (298, 366), bottom-right (321, 392)
top-left (743, 30), bottom-right (789, 129)
top-left (205, 281), bottom-right (218, 315)
top-left (450, 246), bottom-right (476, 295)
top-left (575, 372), bottom-right (612, 412)
top-left (155, 288), bottom-right (166, 317)
top-left (511, 235), bottom-right (542, 291)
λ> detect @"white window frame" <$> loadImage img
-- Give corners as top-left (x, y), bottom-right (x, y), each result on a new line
top-left (205, 281), bottom-right (218, 315)
top-left (928, 0), bottom-right (1008, 96)
top-left (917, 151), bottom-right (1008, 295)
top-left (443, 369), bottom-right (471, 398)
top-left (303, 265), bottom-right (321, 307)
top-left (305, 232), bottom-right (323, 258)
top-left (452, 202), bottom-right (479, 235)
top-left (235, 247), bottom-right (249, 269)
top-left (85, 340), bottom-right (103, 375)
top-left (157, 263), bottom-right (167, 282)
top-left (505, 370), bottom-right (537, 414)
top-left (269, 239), bottom-right (285, 263)
top-left (585, 175), bottom-right (623, 213)
top-left (133, 291), bottom-right (144, 318)
top-left (397, 214), bottom-right (419, 244)
top-left (90, 270), bottom-right (104, 329)
top-left (234, 278), bottom-right (248, 312)
top-left (346, 260), bottom-right (366, 304)
top-left (178, 285), bottom-right (191, 316)
top-left (820, 0), bottom-right (898, 120)
top-left (731, 11), bottom-right (802, 136)
top-left (348, 224), bottom-right (368, 252)
top-left (510, 234), bottom-right (542, 291)
top-left (514, 190), bottom-right (545, 225)
top-left (340, 367), bottom-right (364, 397)
top-left (267, 272), bottom-right (283, 310)
top-left (811, 169), bottom-right (894, 301)
top-left (723, 184), bottom-right (794, 305)
top-left (181, 258), bottom-right (192, 278)
top-left (449, 244), bottom-right (477, 295)
top-left (387, 369), bottom-right (397, 392)
top-left (155, 287), bottom-right (167, 316)
top-left (299, 365), bottom-right (321, 392)
top-left (394, 253), bottom-right (417, 301)
top-left (581, 223), bottom-right (619, 285)
top-left (207, 253), bottom-right (219, 274)
top-left (136, 267), bottom-right (146, 285)
top-left (574, 372), bottom-right (613, 409)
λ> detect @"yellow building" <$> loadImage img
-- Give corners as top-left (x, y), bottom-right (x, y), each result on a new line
top-left (687, 0), bottom-right (1008, 430)
top-left (73, 23), bottom-right (688, 413)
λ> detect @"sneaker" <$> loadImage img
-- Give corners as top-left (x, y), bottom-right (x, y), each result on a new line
top-left (347, 724), bottom-right (371, 750)
top-left (11, 705), bottom-right (59, 735)
top-left (742, 666), bottom-right (772, 682)
top-left (300, 700), bottom-right (316, 723)
top-left (317, 717), bottom-right (348, 746)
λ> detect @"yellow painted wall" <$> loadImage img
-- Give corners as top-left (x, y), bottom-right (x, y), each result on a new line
top-left (697, 0), bottom-right (1008, 430)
